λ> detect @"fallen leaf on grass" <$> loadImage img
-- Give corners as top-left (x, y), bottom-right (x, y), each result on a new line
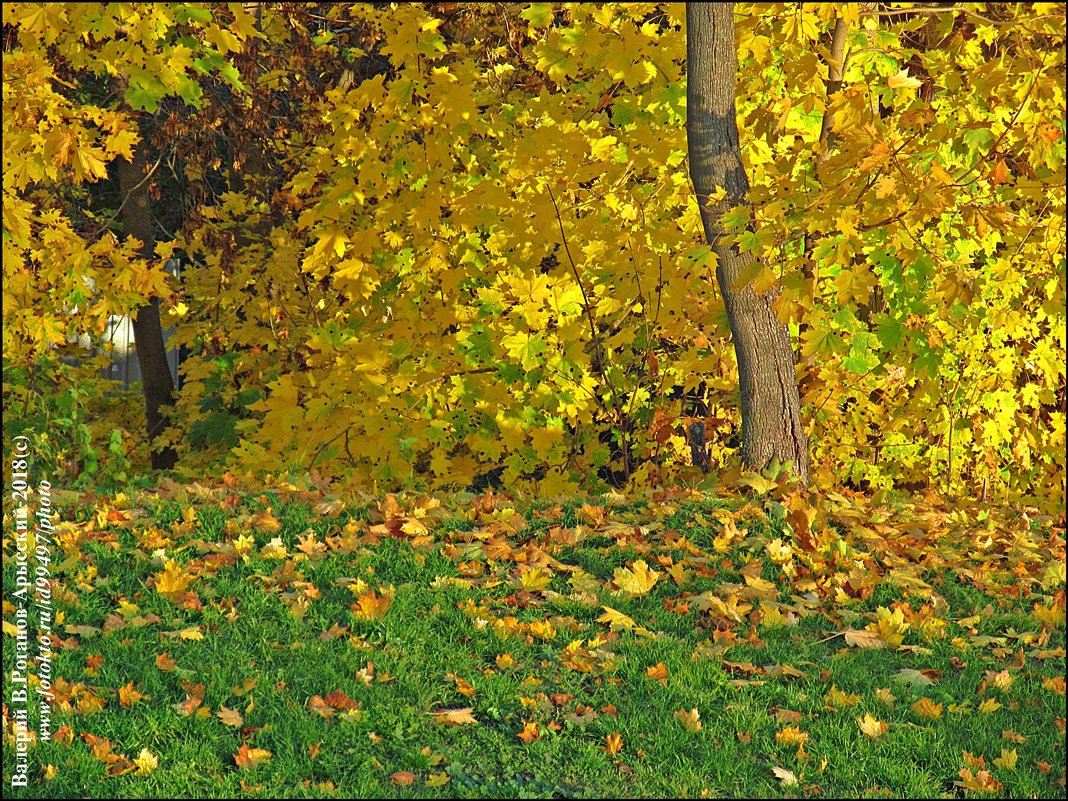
top-left (857, 714), bottom-right (888, 738)
top-left (955, 768), bottom-right (1002, 794)
top-left (775, 726), bottom-right (809, 747)
top-left (234, 744), bottom-right (272, 770)
top-left (603, 732), bottom-right (623, 755)
top-left (977, 698), bottom-right (1001, 714)
top-left (446, 673), bottom-right (476, 697)
top-left (893, 667), bottom-right (939, 687)
top-left (390, 771), bottom-right (416, 786)
top-left (134, 748), bottom-right (158, 776)
top-left (674, 708), bottom-right (702, 732)
top-left (772, 766), bottom-right (798, 786)
top-left (992, 748), bottom-right (1017, 771)
top-left (645, 662), bottom-right (669, 685)
top-left (517, 721), bottom-right (540, 743)
top-left (428, 708), bottom-right (478, 726)
top-left (843, 628), bottom-right (883, 648)
top-left (217, 705), bottom-right (244, 727)
top-left (912, 698), bottom-right (943, 719)
top-left (613, 560), bottom-right (660, 598)
top-left (824, 686), bottom-right (861, 708)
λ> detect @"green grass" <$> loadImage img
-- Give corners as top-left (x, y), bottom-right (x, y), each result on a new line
top-left (3, 488), bottom-right (1065, 798)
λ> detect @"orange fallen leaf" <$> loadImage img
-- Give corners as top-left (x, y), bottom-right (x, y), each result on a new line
top-left (390, 771), bottom-right (416, 786)
top-left (775, 726), bottom-right (809, 747)
top-left (912, 697), bottom-right (943, 719)
top-left (955, 768), bottom-right (1002, 794)
top-left (517, 721), bottom-right (540, 743)
top-left (446, 673), bottom-right (476, 697)
top-left (234, 743), bottom-right (272, 770)
top-left (645, 662), bottom-right (669, 685)
top-left (118, 682), bottom-right (145, 708)
top-left (603, 731), bottom-right (623, 755)
top-left (155, 652), bottom-right (178, 672)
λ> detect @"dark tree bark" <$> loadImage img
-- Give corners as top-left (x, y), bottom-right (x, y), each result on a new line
top-left (686, 3), bottom-right (810, 483)
top-left (117, 144), bottom-right (178, 470)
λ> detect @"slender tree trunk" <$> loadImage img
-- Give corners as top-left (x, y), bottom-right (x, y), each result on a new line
top-left (686, 2), bottom-right (809, 484)
top-left (117, 144), bottom-right (178, 470)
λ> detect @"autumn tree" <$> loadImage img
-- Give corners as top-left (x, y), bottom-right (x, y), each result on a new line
top-left (686, 3), bottom-right (809, 483)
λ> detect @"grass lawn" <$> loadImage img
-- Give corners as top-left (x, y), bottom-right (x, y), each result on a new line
top-left (3, 479), bottom-right (1065, 798)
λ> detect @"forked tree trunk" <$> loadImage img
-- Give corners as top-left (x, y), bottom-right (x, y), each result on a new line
top-left (117, 144), bottom-right (178, 470)
top-left (686, 3), bottom-right (810, 484)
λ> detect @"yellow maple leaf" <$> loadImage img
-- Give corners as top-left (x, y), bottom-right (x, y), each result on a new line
top-left (775, 726), bottom-right (809, 747)
top-left (598, 606), bottom-right (637, 630)
top-left (992, 748), bottom-right (1017, 771)
top-left (429, 708), bottom-right (478, 726)
top-left (824, 685), bottom-right (861, 708)
top-left (857, 714), bottom-right (889, 738)
top-left (673, 707), bottom-right (702, 732)
top-left (217, 705), bottom-right (244, 727)
top-left (955, 768), bottom-right (1002, 794)
top-left (518, 567), bottom-right (553, 592)
top-left (977, 698), bottom-right (1002, 714)
top-left (613, 560), bottom-right (660, 598)
top-left (603, 731), bottom-right (623, 755)
top-left (912, 697), bottom-right (943, 719)
top-left (153, 560), bottom-right (191, 598)
top-left (133, 748), bottom-right (158, 776)
top-left (888, 68), bottom-right (923, 90)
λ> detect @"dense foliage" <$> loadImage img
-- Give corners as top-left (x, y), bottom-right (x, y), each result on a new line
top-left (3, 3), bottom-right (1064, 504)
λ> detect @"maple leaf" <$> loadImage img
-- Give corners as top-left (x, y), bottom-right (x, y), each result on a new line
top-left (153, 559), bottom-right (191, 598)
top-left (598, 606), bottom-right (637, 630)
top-left (888, 68), bottom-right (923, 90)
top-left (307, 696), bottom-right (335, 717)
top-left (518, 566), bottom-right (553, 592)
top-left (673, 707), bottom-right (702, 732)
top-left (118, 682), bottom-right (145, 708)
top-left (843, 628), bottom-right (884, 648)
top-left (429, 708), bottom-right (478, 726)
top-left (446, 673), bottom-right (476, 697)
top-left (775, 726), bottom-right (809, 747)
top-left (645, 662), bottom-right (669, 685)
top-left (824, 685), bottom-right (861, 708)
top-left (911, 698), bottom-right (943, 719)
top-left (155, 652), bottom-right (178, 672)
top-left (955, 768), bottom-right (1002, 794)
top-left (857, 714), bottom-right (889, 738)
top-left (603, 732), bottom-right (623, 755)
top-left (217, 705), bottom-right (244, 727)
top-left (390, 771), bottom-right (416, 786)
top-left (133, 748), bottom-right (158, 776)
top-left (613, 560), bottom-right (660, 598)
top-left (992, 748), bottom-right (1017, 771)
top-left (772, 766), bottom-right (798, 786)
top-left (893, 668), bottom-right (938, 688)
top-left (977, 698), bottom-right (1002, 714)
top-left (517, 721), bottom-right (540, 743)
top-left (324, 690), bottom-right (359, 711)
top-left (234, 744), bottom-right (272, 770)
top-left (351, 587), bottom-right (394, 621)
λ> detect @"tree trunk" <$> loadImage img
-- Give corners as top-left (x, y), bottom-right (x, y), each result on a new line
top-left (686, 3), bottom-right (810, 484)
top-left (117, 144), bottom-right (178, 470)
